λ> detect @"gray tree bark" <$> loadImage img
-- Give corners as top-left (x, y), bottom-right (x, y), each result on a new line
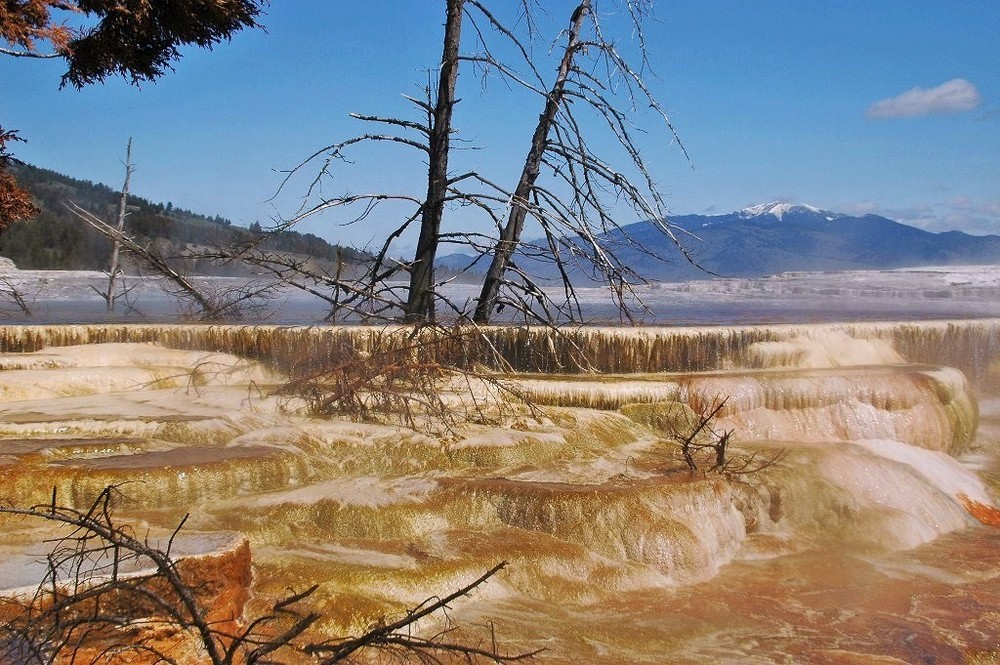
top-left (473, 1), bottom-right (591, 324)
top-left (106, 137), bottom-right (133, 312)
top-left (404, 0), bottom-right (465, 322)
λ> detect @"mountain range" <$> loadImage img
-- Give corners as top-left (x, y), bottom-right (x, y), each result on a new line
top-left (9, 163), bottom-right (999, 285)
top-left (494, 202), bottom-right (1000, 283)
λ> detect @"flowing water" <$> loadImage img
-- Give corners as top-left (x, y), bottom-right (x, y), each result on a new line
top-left (0, 320), bottom-right (998, 663)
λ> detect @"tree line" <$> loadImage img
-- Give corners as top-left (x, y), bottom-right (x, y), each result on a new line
top-left (1, 163), bottom-right (366, 274)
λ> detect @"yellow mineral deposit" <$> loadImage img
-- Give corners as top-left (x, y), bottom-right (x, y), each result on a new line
top-left (0, 319), bottom-right (998, 663)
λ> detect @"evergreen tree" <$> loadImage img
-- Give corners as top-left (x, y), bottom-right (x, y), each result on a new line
top-left (0, 0), bottom-right (266, 229)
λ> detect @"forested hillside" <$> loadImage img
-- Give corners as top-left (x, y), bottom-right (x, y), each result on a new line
top-left (0, 164), bottom-right (364, 273)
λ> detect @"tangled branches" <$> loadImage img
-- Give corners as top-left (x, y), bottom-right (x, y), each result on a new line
top-left (622, 398), bottom-right (787, 478)
top-left (66, 199), bottom-right (283, 321)
top-left (0, 485), bottom-right (536, 664)
top-left (672, 398), bottom-right (788, 477)
top-left (277, 324), bottom-right (538, 435)
top-left (0, 486), bottom-right (307, 664)
top-left (257, 1), bottom-right (694, 326)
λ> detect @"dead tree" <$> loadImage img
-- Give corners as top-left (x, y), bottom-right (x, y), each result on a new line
top-left (472, 1), bottom-right (594, 323)
top-left (468, 1), bottom-right (695, 323)
top-left (67, 201), bottom-right (281, 321)
top-left (261, 0), bottom-right (468, 326)
top-left (405, 0), bottom-right (465, 323)
top-left (93, 138), bottom-right (135, 312)
top-left (662, 397), bottom-right (788, 477)
top-left (262, 1), bottom-right (692, 326)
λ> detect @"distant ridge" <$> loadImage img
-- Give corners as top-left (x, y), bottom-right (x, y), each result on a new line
top-left (440, 202), bottom-right (1000, 283)
top-left (620, 202), bottom-right (1000, 281)
top-left (2, 163), bottom-right (366, 274)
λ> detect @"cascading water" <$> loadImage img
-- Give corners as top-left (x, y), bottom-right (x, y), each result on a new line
top-left (0, 320), bottom-right (997, 663)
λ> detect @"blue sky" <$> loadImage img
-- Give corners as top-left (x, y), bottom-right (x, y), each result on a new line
top-left (2, 1), bottom-right (998, 253)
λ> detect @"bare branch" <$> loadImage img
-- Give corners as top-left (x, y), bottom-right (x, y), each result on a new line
top-left (0, 46), bottom-right (61, 58)
top-left (1, 485), bottom-right (532, 664)
top-left (306, 561), bottom-right (540, 664)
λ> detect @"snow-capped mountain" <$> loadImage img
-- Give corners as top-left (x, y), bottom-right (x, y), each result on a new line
top-left (439, 202), bottom-right (1000, 283)
top-left (736, 202), bottom-right (843, 222)
top-left (501, 203), bottom-right (1000, 283)
top-left (617, 203), bottom-right (1000, 280)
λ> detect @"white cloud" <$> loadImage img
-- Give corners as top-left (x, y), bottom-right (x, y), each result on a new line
top-left (866, 78), bottom-right (982, 119)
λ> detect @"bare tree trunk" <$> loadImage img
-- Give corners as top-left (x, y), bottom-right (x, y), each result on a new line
top-left (404, 0), bottom-right (465, 323)
top-left (473, 1), bottom-right (590, 324)
top-left (265, 1), bottom-right (688, 325)
top-left (67, 201), bottom-right (219, 316)
top-left (106, 137), bottom-right (133, 311)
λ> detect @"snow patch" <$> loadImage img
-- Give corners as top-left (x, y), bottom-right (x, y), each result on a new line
top-left (737, 201), bottom-right (838, 221)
